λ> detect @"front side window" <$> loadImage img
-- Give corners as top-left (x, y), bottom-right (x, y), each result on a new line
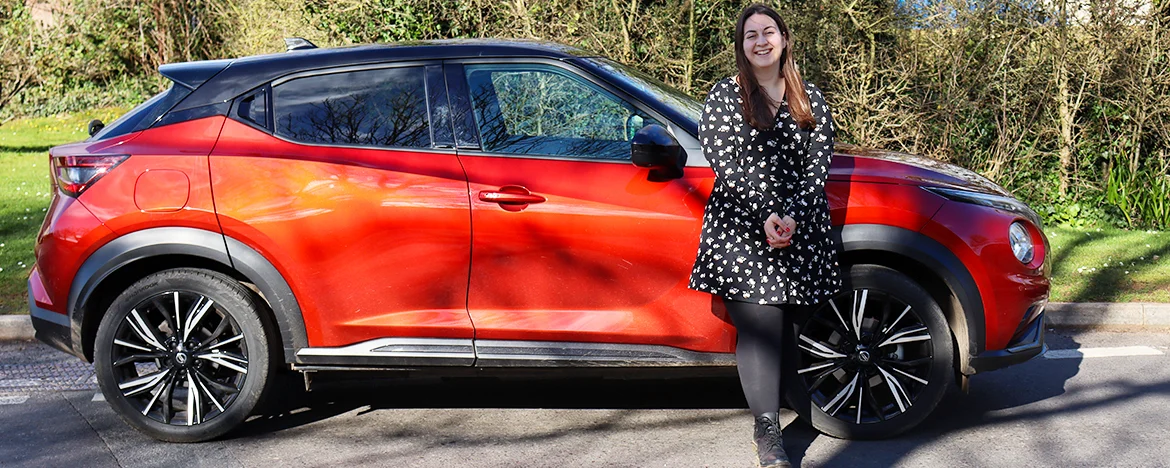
top-left (273, 67), bottom-right (430, 149)
top-left (465, 64), bottom-right (659, 160)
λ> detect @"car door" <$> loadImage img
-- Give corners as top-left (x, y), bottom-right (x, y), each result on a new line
top-left (210, 63), bottom-right (476, 360)
top-left (446, 61), bottom-right (736, 357)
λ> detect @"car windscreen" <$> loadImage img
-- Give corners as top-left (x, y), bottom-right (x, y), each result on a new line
top-left (582, 58), bottom-right (703, 125)
top-left (89, 83), bottom-right (192, 141)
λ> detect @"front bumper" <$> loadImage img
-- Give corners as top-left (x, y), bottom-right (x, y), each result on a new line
top-left (969, 311), bottom-right (1047, 374)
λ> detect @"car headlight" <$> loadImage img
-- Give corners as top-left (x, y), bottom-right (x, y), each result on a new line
top-left (1009, 221), bottom-right (1034, 264)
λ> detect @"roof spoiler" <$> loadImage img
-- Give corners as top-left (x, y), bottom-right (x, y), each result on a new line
top-left (285, 37), bottom-right (318, 52)
top-left (158, 59), bottom-right (233, 89)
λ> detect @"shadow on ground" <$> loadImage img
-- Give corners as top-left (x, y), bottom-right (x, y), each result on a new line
top-left (782, 332), bottom-right (1086, 467)
top-left (230, 333), bottom-right (1088, 468)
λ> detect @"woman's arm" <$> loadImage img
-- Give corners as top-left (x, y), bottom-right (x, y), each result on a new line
top-left (783, 83), bottom-right (834, 226)
top-left (700, 80), bottom-right (779, 224)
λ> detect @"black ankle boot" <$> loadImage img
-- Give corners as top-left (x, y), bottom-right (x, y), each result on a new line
top-left (753, 412), bottom-right (792, 468)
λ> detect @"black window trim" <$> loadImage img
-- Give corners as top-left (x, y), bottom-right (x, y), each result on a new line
top-left (229, 85), bottom-right (273, 133)
top-left (444, 57), bottom-right (682, 163)
top-left (266, 60), bottom-right (448, 153)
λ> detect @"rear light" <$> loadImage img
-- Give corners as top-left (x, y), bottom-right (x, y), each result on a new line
top-left (50, 155), bottom-right (128, 197)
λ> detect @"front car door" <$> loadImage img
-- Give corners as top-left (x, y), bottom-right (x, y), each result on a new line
top-left (447, 60), bottom-right (736, 364)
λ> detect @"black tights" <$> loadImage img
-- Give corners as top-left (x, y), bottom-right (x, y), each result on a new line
top-left (726, 300), bottom-right (788, 418)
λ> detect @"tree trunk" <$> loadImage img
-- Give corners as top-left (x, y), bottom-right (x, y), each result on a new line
top-left (1057, 0), bottom-right (1073, 197)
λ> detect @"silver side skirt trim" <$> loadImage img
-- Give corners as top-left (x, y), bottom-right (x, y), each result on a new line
top-left (296, 338), bottom-right (476, 366)
top-left (295, 338), bottom-right (735, 368)
top-left (474, 340), bottom-right (735, 367)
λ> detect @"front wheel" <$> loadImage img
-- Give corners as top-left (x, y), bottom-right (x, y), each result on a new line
top-left (94, 268), bottom-right (275, 442)
top-left (785, 264), bottom-right (954, 439)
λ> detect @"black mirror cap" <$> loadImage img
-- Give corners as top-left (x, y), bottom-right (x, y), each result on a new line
top-left (87, 119), bottom-right (105, 137)
top-left (631, 124), bottom-right (686, 181)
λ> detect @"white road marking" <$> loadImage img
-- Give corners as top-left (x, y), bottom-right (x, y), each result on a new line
top-left (92, 393), bottom-right (105, 402)
top-left (0, 395), bottom-right (29, 405)
top-left (0, 379), bottom-right (40, 388)
top-left (1044, 346), bottom-right (1164, 360)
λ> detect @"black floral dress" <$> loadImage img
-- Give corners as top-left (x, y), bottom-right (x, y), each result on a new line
top-left (688, 78), bottom-right (843, 306)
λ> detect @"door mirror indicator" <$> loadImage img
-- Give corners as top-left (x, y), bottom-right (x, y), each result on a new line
top-left (630, 124), bottom-right (686, 182)
top-left (626, 114), bottom-right (644, 140)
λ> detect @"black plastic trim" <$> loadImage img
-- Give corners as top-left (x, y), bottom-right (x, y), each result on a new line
top-left (68, 228), bottom-right (233, 359)
top-left (442, 62), bottom-right (480, 149)
top-left (969, 313), bottom-right (1047, 373)
top-left (426, 64), bottom-right (455, 148)
top-left (838, 224), bottom-right (987, 373)
top-left (29, 286), bottom-right (76, 358)
top-left (223, 236), bottom-right (309, 362)
top-left (66, 227), bottom-right (307, 363)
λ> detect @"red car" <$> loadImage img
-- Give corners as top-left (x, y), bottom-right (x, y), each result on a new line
top-left (29, 39), bottom-right (1049, 442)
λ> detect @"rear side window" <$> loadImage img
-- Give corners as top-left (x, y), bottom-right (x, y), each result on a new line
top-left (90, 84), bottom-right (192, 141)
top-left (273, 67), bottom-right (431, 149)
top-left (237, 88), bottom-right (269, 129)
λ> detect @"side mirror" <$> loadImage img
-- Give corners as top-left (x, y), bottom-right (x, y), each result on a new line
top-left (88, 119), bottom-right (105, 137)
top-left (630, 124), bottom-right (686, 182)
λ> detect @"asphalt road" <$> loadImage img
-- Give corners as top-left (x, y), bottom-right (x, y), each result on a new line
top-left (2, 329), bottom-right (1169, 467)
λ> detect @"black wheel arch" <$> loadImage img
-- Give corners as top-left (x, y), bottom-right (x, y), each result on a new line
top-left (837, 224), bottom-right (985, 376)
top-left (69, 227), bottom-right (307, 363)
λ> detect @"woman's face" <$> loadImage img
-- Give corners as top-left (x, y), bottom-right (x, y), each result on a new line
top-left (742, 13), bottom-right (786, 71)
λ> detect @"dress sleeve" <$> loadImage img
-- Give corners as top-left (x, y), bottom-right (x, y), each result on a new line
top-left (699, 80), bottom-right (778, 224)
top-left (783, 83), bottom-right (834, 226)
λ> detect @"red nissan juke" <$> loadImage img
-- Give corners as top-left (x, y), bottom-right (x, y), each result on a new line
top-left (28, 39), bottom-right (1049, 442)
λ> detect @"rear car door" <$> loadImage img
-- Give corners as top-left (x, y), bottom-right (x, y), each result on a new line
top-left (210, 63), bottom-right (476, 361)
top-left (447, 60), bottom-right (736, 357)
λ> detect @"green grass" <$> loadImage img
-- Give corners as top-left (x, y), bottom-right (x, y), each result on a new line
top-left (1047, 226), bottom-right (1170, 303)
top-left (0, 109), bottom-right (125, 314)
top-left (0, 111), bottom-right (1167, 314)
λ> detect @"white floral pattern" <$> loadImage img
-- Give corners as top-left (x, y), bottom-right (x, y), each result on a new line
top-left (688, 78), bottom-right (843, 305)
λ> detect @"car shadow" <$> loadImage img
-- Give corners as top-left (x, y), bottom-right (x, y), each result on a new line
top-left (237, 372), bottom-right (751, 439)
top-left (236, 333), bottom-right (1083, 468)
top-left (781, 331), bottom-right (1085, 467)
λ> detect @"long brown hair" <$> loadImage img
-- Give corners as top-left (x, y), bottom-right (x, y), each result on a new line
top-left (734, 3), bottom-right (814, 130)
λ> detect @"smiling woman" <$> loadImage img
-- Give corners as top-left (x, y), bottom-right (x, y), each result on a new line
top-left (688, 4), bottom-right (842, 467)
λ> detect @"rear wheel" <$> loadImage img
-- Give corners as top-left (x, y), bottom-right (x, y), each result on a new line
top-left (785, 264), bottom-right (954, 439)
top-left (94, 268), bottom-right (274, 442)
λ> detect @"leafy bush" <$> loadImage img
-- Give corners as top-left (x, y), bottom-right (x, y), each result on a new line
top-left (2, 0), bottom-right (1167, 230)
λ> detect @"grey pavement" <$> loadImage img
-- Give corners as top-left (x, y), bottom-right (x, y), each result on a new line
top-left (1, 329), bottom-right (1169, 467)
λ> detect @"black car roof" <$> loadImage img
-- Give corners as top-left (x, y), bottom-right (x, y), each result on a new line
top-left (166, 39), bottom-right (598, 112)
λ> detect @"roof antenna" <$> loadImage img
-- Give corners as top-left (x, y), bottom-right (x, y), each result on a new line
top-left (284, 37), bottom-right (318, 52)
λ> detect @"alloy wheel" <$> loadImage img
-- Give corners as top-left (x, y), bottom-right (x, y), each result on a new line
top-left (795, 289), bottom-right (934, 424)
top-left (108, 290), bottom-right (250, 426)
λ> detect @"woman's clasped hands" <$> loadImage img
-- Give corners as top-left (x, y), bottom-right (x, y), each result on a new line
top-left (764, 213), bottom-right (796, 249)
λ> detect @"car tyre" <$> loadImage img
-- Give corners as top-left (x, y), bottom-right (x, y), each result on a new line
top-left (94, 268), bottom-right (275, 442)
top-left (785, 264), bottom-right (954, 439)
